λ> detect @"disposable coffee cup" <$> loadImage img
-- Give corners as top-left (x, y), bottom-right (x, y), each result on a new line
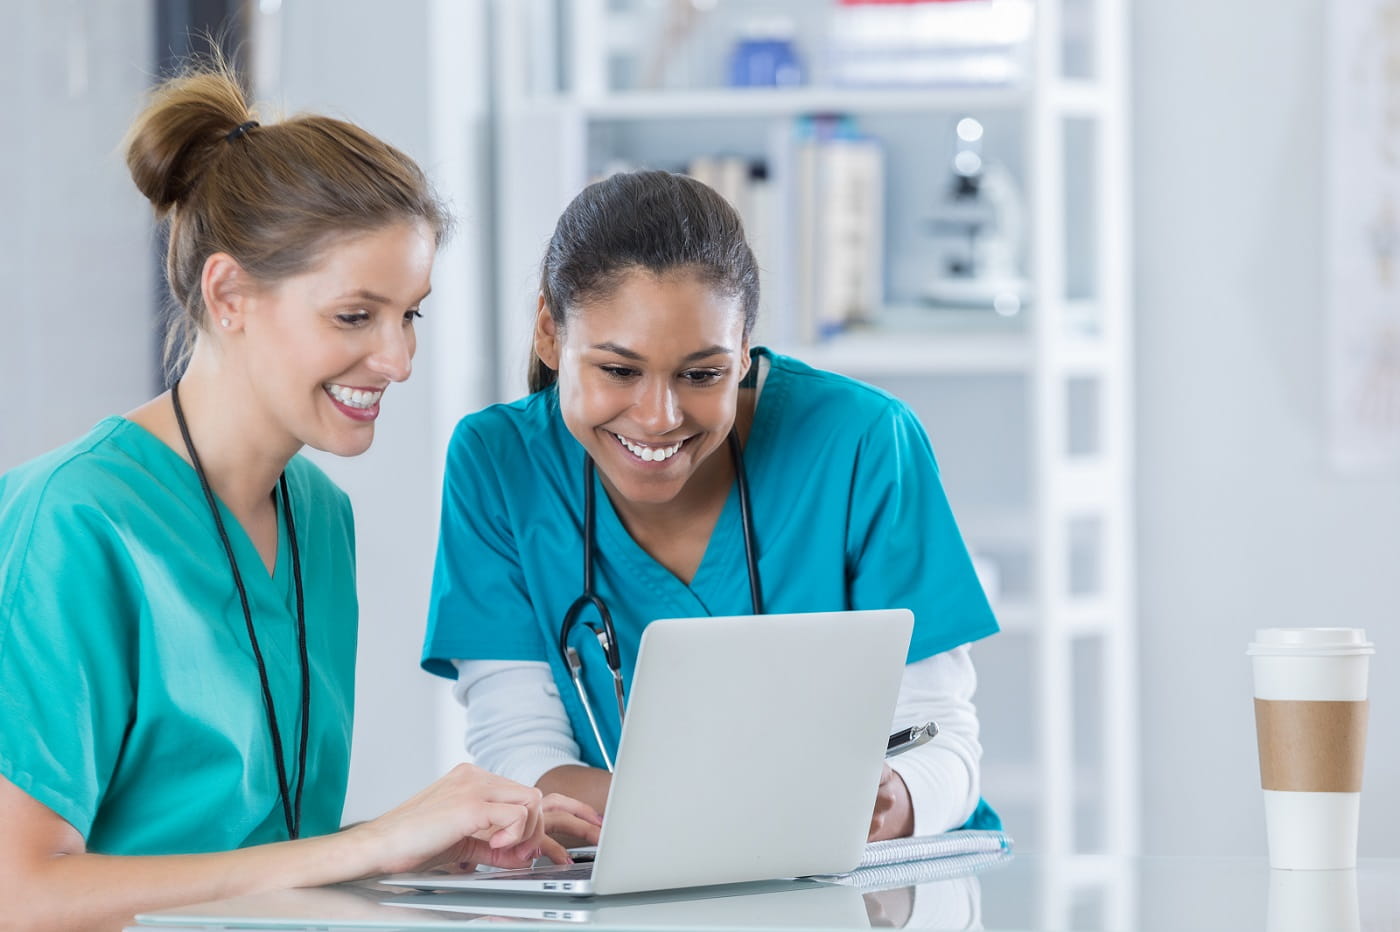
top-left (1248, 628), bottom-right (1373, 870)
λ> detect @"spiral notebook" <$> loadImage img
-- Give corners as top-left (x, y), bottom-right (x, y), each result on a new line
top-left (806, 829), bottom-right (1014, 891)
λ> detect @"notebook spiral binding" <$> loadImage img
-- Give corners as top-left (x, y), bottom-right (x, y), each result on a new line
top-left (807, 829), bottom-right (1015, 891)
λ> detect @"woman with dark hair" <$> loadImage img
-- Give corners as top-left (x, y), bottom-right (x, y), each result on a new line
top-left (0, 64), bottom-right (595, 931)
top-left (424, 170), bottom-right (999, 841)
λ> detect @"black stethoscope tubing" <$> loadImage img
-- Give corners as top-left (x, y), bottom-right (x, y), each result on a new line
top-left (559, 431), bottom-right (762, 771)
top-left (172, 381), bottom-right (310, 840)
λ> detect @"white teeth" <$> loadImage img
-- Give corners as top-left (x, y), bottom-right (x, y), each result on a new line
top-left (613, 432), bottom-right (683, 462)
top-left (325, 384), bottom-right (383, 409)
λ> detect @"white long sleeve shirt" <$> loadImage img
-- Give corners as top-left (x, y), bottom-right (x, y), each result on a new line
top-left (451, 644), bottom-right (983, 834)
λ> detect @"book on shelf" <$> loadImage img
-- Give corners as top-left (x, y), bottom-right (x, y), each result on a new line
top-left (683, 154), bottom-right (779, 342)
top-left (676, 116), bottom-right (887, 353)
top-left (791, 115), bottom-right (886, 345)
top-left (829, 0), bottom-right (1034, 88)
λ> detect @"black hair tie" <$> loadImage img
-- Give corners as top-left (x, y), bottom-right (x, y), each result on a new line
top-left (226, 120), bottom-right (259, 142)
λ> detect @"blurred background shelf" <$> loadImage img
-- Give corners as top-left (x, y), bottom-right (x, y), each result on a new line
top-left (797, 305), bottom-right (1032, 375)
top-left (575, 85), bottom-right (1032, 119)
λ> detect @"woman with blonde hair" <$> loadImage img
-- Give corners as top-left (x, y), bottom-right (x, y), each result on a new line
top-left (0, 64), bottom-right (597, 930)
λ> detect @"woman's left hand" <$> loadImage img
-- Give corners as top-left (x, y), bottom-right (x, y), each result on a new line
top-left (542, 792), bottom-right (603, 848)
top-left (868, 763), bottom-right (914, 841)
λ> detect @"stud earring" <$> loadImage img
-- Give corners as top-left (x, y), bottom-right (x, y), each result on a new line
top-left (220, 318), bottom-right (231, 328)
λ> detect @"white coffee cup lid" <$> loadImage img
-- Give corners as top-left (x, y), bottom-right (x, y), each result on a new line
top-left (1247, 627), bottom-right (1375, 656)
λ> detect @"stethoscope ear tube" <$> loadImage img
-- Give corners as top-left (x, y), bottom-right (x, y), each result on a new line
top-left (566, 644), bottom-right (615, 772)
top-left (727, 431), bottom-right (763, 616)
top-left (561, 591), bottom-right (621, 772)
top-left (559, 460), bottom-right (624, 771)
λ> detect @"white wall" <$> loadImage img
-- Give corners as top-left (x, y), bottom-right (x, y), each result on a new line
top-left (0, 2), bottom-right (154, 468)
top-left (269, 0), bottom-right (443, 827)
top-left (0, 1), bottom-right (492, 827)
top-left (1134, 0), bottom-right (1400, 855)
top-left (269, 0), bottom-right (494, 822)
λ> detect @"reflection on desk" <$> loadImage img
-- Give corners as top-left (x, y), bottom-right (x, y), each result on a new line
top-left (382, 874), bottom-right (984, 928)
top-left (128, 855), bottom-right (1400, 930)
top-left (131, 871), bottom-right (986, 930)
top-left (382, 879), bottom-right (868, 925)
top-left (975, 856), bottom-right (1400, 931)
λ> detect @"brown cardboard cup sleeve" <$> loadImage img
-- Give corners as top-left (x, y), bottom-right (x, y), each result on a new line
top-left (1255, 699), bottom-right (1368, 793)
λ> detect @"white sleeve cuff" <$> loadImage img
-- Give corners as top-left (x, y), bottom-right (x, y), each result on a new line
top-left (884, 646), bottom-right (984, 834)
top-left (451, 659), bottom-right (587, 787)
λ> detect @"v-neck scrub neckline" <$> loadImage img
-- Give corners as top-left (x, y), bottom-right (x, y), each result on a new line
top-left (116, 417), bottom-right (292, 588)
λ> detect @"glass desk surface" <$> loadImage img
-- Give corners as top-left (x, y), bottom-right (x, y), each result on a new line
top-left (129, 855), bottom-right (1400, 931)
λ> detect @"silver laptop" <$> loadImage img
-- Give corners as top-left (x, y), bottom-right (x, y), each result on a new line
top-left (381, 608), bottom-right (914, 896)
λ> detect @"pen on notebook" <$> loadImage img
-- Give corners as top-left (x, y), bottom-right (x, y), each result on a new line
top-left (886, 722), bottom-right (938, 758)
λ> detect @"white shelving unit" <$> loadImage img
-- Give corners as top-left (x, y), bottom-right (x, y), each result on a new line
top-left (486, 1), bottom-right (1136, 926)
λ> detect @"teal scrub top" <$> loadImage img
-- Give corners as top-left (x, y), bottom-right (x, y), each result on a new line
top-left (424, 350), bottom-right (1000, 828)
top-left (0, 417), bottom-right (358, 855)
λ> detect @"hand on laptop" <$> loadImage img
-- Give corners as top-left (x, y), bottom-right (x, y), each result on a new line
top-left (868, 763), bottom-right (915, 841)
top-left (542, 792), bottom-right (603, 848)
top-left (345, 762), bottom-right (572, 875)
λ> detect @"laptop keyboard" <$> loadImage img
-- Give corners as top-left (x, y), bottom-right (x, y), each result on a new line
top-left (476, 863), bottom-right (595, 881)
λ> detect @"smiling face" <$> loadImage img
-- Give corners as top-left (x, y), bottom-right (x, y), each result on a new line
top-left (535, 268), bottom-right (751, 508)
top-left (232, 220), bottom-right (436, 458)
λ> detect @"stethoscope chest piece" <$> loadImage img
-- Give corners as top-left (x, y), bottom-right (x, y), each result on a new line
top-left (558, 431), bottom-right (762, 772)
top-left (560, 586), bottom-right (624, 771)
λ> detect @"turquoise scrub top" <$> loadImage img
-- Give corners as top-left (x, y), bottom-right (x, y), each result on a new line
top-left (424, 350), bottom-right (1000, 828)
top-left (0, 417), bottom-right (358, 855)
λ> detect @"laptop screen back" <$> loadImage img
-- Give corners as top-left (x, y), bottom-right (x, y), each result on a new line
top-left (590, 608), bottom-right (913, 895)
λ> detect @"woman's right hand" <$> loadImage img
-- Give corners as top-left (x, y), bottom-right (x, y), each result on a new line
top-left (344, 762), bottom-right (571, 876)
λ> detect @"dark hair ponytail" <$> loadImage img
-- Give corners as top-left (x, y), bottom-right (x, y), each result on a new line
top-left (529, 170), bottom-right (760, 393)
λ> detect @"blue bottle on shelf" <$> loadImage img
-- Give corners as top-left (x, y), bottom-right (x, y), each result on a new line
top-left (728, 17), bottom-right (804, 88)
